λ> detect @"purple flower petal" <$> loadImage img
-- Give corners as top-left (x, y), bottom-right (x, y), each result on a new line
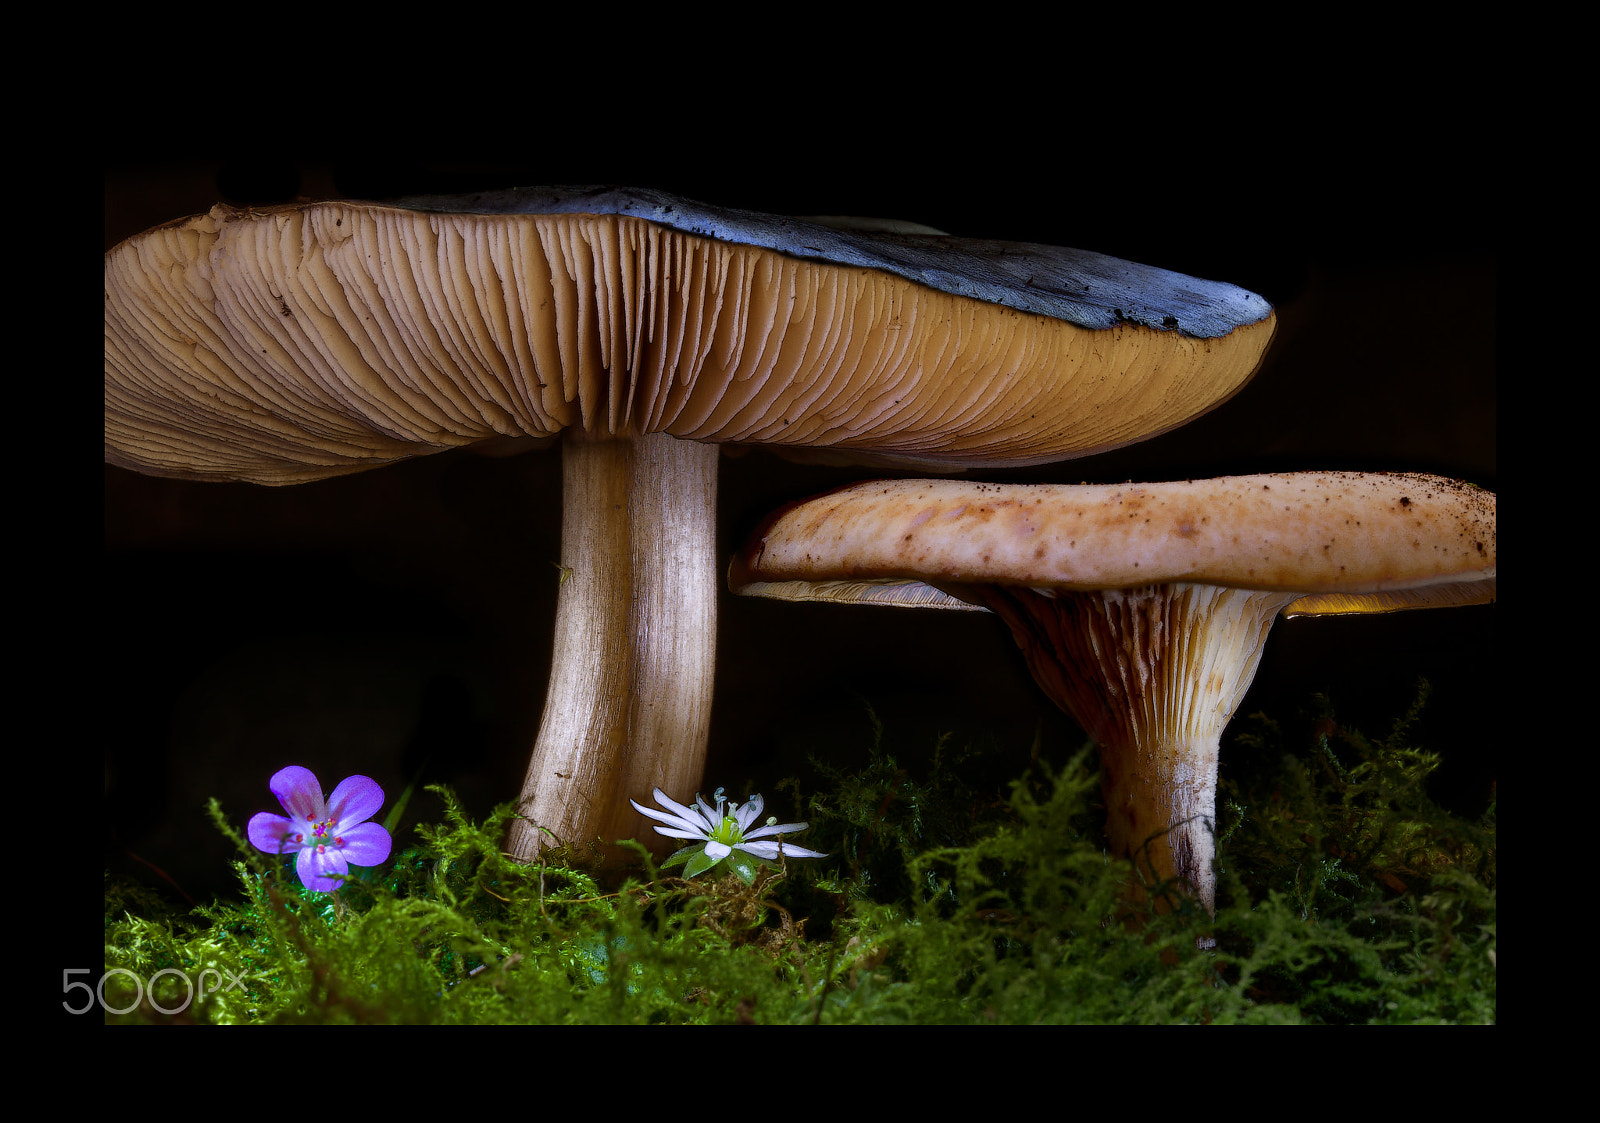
top-left (336, 821), bottom-right (392, 866)
top-left (327, 774), bottom-right (384, 829)
top-left (269, 766), bottom-right (325, 822)
top-left (248, 812), bottom-right (302, 855)
top-left (297, 846), bottom-right (349, 893)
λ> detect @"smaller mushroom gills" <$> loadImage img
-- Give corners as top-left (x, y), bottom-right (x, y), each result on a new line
top-left (729, 472), bottom-right (1497, 912)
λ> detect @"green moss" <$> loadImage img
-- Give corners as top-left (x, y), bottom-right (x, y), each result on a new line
top-left (102, 685), bottom-right (1493, 1023)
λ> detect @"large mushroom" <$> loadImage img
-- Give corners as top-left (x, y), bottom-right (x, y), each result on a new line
top-left (729, 472), bottom-right (1496, 911)
top-left (105, 186), bottom-right (1277, 863)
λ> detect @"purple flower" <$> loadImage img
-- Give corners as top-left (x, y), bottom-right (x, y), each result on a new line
top-left (247, 766), bottom-right (393, 892)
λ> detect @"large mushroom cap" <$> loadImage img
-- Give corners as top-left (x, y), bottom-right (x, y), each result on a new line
top-left (105, 186), bottom-right (1277, 482)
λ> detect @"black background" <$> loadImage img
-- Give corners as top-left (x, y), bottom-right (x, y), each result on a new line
top-left (104, 109), bottom-right (1496, 903)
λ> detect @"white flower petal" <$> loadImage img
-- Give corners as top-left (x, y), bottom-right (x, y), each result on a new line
top-left (704, 840), bottom-right (732, 860)
top-left (736, 840), bottom-right (828, 861)
top-left (630, 798), bottom-right (705, 836)
top-left (741, 820), bottom-right (808, 841)
top-left (640, 789), bottom-right (716, 832)
top-left (735, 793), bottom-right (765, 832)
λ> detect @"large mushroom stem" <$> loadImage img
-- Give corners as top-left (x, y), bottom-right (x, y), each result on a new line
top-left (507, 430), bottom-right (719, 863)
top-left (966, 582), bottom-right (1295, 913)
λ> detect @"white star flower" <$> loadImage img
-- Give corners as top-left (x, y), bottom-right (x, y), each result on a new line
top-left (630, 786), bottom-right (827, 883)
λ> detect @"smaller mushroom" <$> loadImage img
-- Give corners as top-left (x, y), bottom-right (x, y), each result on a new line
top-left (729, 472), bottom-right (1496, 913)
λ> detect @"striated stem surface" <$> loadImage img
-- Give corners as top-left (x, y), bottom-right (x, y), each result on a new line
top-left (508, 430), bottom-right (718, 863)
top-left (971, 582), bottom-right (1294, 912)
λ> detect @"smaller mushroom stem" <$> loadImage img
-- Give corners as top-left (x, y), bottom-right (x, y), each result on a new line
top-left (507, 430), bottom-right (719, 864)
top-left (969, 582), bottom-right (1294, 913)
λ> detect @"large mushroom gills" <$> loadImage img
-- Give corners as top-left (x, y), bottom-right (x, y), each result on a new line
top-left (959, 582), bottom-right (1296, 912)
top-left (105, 190), bottom-right (1282, 870)
top-left (508, 430), bottom-right (718, 863)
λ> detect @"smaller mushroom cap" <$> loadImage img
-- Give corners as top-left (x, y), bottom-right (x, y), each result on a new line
top-left (730, 472), bottom-right (1496, 612)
